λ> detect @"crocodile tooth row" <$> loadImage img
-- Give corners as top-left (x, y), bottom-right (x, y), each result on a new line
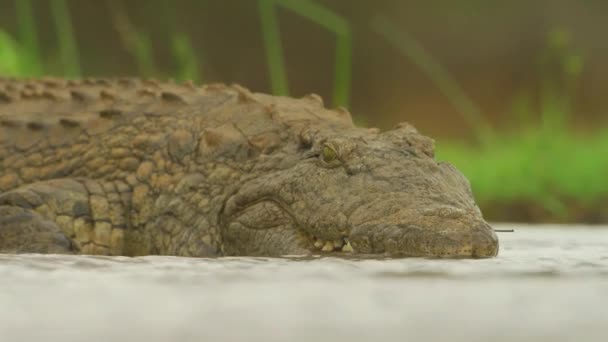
top-left (312, 236), bottom-right (354, 253)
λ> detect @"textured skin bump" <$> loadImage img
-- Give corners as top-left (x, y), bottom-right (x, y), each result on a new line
top-left (0, 78), bottom-right (498, 258)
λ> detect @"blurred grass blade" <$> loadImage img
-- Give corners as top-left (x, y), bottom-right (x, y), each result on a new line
top-left (371, 14), bottom-right (491, 144)
top-left (16, 0), bottom-right (42, 76)
top-left (332, 29), bottom-right (351, 108)
top-left (0, 30), bottom-right (22, 76)
top-left (538, 28), bottom-right (583, 133)
top-left (259, 0), bottom-right (289, 96)
top-left (258, 0), bottom-right (352, 107)
top-left (50, 0), bottom-right (81, 77)
top-left (107, 0), bottom-right (158, 77)
top-left (172, 32), bottom-right (201, 83)
top-left (131, 34), bottom-right (155, 76)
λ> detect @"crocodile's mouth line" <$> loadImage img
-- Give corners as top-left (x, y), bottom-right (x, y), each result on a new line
top-left (299, 230), bottom-right (355, 253)
top-left (248, 197), bottom-right (357, 254)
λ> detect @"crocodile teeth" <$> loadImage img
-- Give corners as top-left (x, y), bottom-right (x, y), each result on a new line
top-left (342, 240), bottom-right (354, 252)
top-left (321, 241), bottom-right (334, 252)
top-left (313, 240), bottom-right (324, 249)
top-left (312, 236), bottom-right (351, 252)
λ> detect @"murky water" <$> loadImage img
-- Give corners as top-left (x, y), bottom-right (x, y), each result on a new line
top-left (1, 224), bottom-right (607, 342)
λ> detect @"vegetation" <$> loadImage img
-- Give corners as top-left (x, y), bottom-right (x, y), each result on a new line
top-left (437, 128), bottom-right (608, 219)
top-left (0, 0), bottom-right (606, 221)
top-left (259, 0), bottom-right (351, 107)
top-left (436, 28), bottom-right (607, 220)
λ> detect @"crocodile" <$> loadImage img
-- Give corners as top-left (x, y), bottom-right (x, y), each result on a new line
top-left (0, 78), bottom-right (499, 258)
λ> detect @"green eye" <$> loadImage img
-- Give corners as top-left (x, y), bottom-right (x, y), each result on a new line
top-left (322, 146), bottom-right (338, 163)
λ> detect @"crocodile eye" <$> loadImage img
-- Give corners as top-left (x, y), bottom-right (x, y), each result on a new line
top-left (321, 145), bottom-right (338, 163)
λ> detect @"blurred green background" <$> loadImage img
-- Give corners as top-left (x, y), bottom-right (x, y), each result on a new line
top-left (1, 0), bottom-right (607, 223)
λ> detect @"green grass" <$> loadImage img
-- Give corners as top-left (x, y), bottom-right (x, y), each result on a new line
top-left (171, 32), bottom-right (201, 83)
top-left (0, 29), bottom-right (22, 76)
top-left (4, 0), bottom-right (201, 82)
top-left (437, 128), bottom-right (608, 215)
top-left (371, 16), bottom-right (607, 217)
top-left (107, 0), bottom-right (158, 77)
top-left (50, 0), bottom-right (81, 77)
top-left (258, 0), bottom-right (352, 107)
top-left (0, 0), bottom-right (44, 77)
top-left (15, 0), bottom-right (42, 76)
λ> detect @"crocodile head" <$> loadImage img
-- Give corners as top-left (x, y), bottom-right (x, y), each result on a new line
top-left (221, 122), bottom-right (498, 258)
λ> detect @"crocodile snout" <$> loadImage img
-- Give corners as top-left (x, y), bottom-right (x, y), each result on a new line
top-left (348, 206), bottom-right (499, 258)
top-left (472, 222), bottom-right (499, 257)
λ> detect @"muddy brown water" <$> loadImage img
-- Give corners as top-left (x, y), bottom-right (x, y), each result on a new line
top-left (1, 224), bottom-right (607, 342)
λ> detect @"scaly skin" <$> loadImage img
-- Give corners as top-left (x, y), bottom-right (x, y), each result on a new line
top-left (0, 78), bottom-right (498, 258)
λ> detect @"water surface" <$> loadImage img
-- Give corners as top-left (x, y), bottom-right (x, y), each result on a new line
top-left (1, 224), bottom-right (607, 342)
